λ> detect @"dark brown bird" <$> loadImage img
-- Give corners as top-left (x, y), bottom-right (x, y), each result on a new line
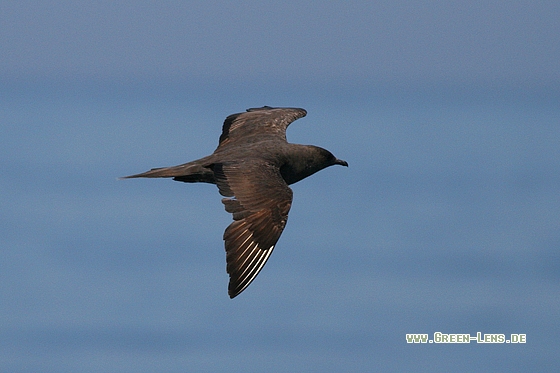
top-left (123, 106), bottom-right (348, 298)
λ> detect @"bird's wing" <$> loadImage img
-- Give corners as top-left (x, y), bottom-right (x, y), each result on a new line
top-left (212, 160), bottom-right (293, 298)
top-left (217, 106), bottom-right (307, 148)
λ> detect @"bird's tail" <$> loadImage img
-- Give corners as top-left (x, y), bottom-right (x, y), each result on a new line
top-left (120, 158), bottom-right (216, 184)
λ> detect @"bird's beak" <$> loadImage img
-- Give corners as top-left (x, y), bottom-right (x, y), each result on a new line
top-left (335, 159), bottom-right (348, 167)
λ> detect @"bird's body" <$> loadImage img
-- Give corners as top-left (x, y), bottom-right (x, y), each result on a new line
top-left (123, 106), bottom-right (347, 298)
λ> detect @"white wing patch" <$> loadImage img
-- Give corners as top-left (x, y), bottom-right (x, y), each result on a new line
top-left (233, 243), bottom-right (275, 296)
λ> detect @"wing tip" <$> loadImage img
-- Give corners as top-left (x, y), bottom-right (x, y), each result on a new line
top-left (245, 106), bottom-right (307, 117)
top-left (226, 244), bottom-right (275, 299)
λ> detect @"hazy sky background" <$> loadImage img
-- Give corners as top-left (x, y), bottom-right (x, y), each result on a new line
top-left (1, 1), bottom-right (559, 372)
top-left (1, 0), bottom-right (559, 84)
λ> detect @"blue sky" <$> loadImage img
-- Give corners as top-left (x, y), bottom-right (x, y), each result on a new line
top-left (1, 1), bottom-right (560, 372)
top-left (1, 0), bottom-right (559, 83)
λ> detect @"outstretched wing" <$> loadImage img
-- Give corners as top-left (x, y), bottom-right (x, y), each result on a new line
top-left (212, 160), bottom-right (293, 298)
top-left (217, 106), bottom-right (307, 148)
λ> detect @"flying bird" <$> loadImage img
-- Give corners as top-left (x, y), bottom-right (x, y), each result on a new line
top-left (123, 106), bottom-right (348, 298)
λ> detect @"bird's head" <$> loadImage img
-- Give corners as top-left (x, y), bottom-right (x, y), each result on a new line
top-left (281, 145), bottom-right (347, 185)
top-left (314, 146), bottom-right (348, 168)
